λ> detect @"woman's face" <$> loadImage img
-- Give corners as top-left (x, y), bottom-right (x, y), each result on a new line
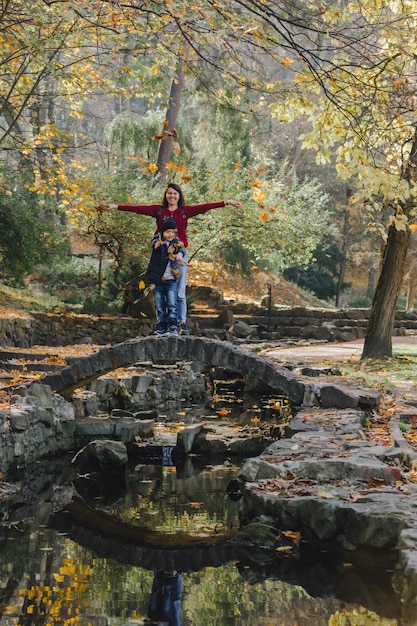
top-left (166, 187), bottom-right (180, 207)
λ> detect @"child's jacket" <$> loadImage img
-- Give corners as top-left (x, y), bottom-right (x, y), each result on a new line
top-left (146, 235), bottom-right (186, 286)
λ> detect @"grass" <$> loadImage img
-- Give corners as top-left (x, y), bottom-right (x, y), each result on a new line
top-left (0, 281), bottom-right (66, 313)
top-left (338, 344), bottom-right (417, 400)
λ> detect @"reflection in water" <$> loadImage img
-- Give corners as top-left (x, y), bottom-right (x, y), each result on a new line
top-left (148, 570), bottom-right (182, 626)
top-left (0, 525), bottom-right (399, 625)
top-left (0, 457), bottom-right (402, 625)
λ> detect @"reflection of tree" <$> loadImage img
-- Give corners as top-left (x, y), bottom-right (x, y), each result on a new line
top-left (122, 465), bottom-right (240, 536)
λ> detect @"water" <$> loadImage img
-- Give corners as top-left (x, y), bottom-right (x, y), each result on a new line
top-left (0, 456), bottom-right (401, 625)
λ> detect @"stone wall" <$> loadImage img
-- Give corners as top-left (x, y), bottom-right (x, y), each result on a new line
top-left (0, 382), bottom-right (76, 472)
top-left (196, 304), bottom-right (417, 342)
top-left (1, 304), bottom-right (417, 350)
top-left (0, 312), bottom-right (151, 348)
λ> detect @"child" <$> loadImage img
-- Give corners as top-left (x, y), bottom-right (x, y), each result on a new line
top-left (146, 217), bottom-right (186, 336)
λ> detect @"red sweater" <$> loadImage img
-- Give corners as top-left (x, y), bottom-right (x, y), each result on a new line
top-left (117, 201), bottom-right (225, 247)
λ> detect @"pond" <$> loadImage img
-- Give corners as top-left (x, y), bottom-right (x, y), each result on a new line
top-left (0, 452), bottom-right (401, 626)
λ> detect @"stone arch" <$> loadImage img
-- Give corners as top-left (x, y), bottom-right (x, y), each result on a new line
top-left (51, 499), bottom-right (238, 572)
top-left (36, 336), bottom-right (380, 409)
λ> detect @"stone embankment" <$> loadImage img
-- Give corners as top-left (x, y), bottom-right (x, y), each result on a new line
top-left (0, 335), bottom-right (381, 473)
top-left (2, 296), bottom-right (417, 348)
top-left (237, 405), bottom-right (417, 625)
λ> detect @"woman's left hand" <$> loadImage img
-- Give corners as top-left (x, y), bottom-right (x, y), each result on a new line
top-left (226, 200), bottom-right (242, 208)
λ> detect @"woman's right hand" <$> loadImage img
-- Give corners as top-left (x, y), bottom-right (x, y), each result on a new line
top-left (97, 201), bottom-right (117, 212)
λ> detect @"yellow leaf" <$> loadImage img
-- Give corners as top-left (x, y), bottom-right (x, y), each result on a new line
top-left (139, 280), bottom-right (146, 290)
top-left (316, 490), bottom-right (335, 499)
top-left (253, 189), bottom-right (267, 203)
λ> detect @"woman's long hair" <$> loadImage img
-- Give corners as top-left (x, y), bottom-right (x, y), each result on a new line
top-left (162, 182), bottom-right (185, 208)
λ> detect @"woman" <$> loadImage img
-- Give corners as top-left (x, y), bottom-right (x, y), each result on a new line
top-left (100, 183), bottom-right (241, 334)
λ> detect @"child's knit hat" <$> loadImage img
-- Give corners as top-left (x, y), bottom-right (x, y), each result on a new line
top-left (161, 217), bottom-right (177, 233)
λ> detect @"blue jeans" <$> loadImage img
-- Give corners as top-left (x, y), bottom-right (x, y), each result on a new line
top-left (177, 251), bottom-right (188, 324)
top-left (148, 571), bottom-right (182, 626)
top-left (153, 280), bottom-right (178, 329)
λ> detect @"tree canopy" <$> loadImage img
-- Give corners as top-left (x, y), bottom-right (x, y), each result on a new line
top-left (1, 0), bottom-right (417, 356)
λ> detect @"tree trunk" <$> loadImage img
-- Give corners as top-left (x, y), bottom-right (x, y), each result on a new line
top-left (155, 58), bottom-right (185, 184)
top-left (335, 206), bottom-right (349, 307)
top-left (362, 225), bottom-right (410, 358)
top-left (406, 271), bottom-right (416, 311)
top-left (366, 260), bottom-right (377, 299)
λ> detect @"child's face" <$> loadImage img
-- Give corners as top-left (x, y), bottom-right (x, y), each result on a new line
top-left (163, 228), bottom-right (176, 241)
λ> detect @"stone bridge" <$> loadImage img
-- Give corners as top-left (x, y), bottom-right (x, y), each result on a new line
top-left (37, 336), bottom-right (380, 409)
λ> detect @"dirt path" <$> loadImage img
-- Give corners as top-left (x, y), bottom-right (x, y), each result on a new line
top-left (257, 336), bottom-right (417, 405)
top-left (259, 336), bottom-right (417, 364)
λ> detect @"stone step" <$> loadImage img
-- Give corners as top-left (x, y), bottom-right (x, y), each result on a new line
top-left (0, 360), bottom-right (62, 372)
top-left (0, 349), bottom-right (60, 361)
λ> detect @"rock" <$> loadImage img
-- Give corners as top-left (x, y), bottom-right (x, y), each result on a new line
top-left (8, 409), bottom-right (32, 432)
top-left (300, 366), bottom-right (341, 377)
top-left (232, 516), bottom-right (278, 549)
top-left (72, 391), bottom-right (98, 418)
top-left (176, 423), bottom-right (203, 455)
top-left (192, 433), bottom-right (229, 457)
top-left (230, 319), bottom-right (257, 338)
top-left (313, 325), bottom-right (333, 341)
top-left (111, 408), bottom-right (134, 418)
top-left (75, 419), bottom-right (115, 440)
top-left (133, 409), bottom-right (158, 420)
top-left (300, 325), bottom-right (318, 339)
top-left (25, 382), bottom-right (55, 409)
top-left (115, 419), bottom-right (155, 443)
top-left (201, 328), bottom-right (230, 340)
top-left (405, 308), bottom-right (417, 320)
top-left (213, 308), bottom-right (235, 328)
top-left (334, 327), bottom-right (358, 342)
top-left (71, 439), bottom-right (128, 473)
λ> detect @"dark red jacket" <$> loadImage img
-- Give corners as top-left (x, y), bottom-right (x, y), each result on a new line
top-left (117, 201), bottom-right (225, 247)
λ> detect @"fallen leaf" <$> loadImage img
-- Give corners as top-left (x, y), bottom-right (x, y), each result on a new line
top-left (316, 490), bottom-right (335, 499)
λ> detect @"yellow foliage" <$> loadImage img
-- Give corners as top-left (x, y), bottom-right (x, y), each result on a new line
top-left (253, 188), bottom-right (267, 203)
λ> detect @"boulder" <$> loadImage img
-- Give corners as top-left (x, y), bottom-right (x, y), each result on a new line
top-left (213, 309), bottom-right (235, 329)
top-left (230, 319), bottom-right (257, 338)
top-left (72, 439), bottom-right (128, 473)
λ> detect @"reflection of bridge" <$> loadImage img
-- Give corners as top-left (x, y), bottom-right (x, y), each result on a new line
top-left (49, 500), bottom-right (399, 617)
top-left (50, 497), bottom-right (238, 573)
top-left (37, 335), bottom-right (380, 409)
